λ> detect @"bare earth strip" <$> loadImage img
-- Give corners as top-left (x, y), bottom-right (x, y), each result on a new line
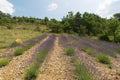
top-left (0, 36), bottom-right (49, 80)
top-left (36, 37), bottom-right (74, 80)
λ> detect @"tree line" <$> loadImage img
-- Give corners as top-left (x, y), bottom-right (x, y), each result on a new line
top-left (1, 11), bottom-right (120, 42)
top-left (47, 12), bottom-right (120, 43)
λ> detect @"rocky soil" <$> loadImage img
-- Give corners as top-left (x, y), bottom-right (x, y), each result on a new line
top-left (0, 37), bottom-right (49, 80)
top-left (36, 37), bottom-right (74, 80)
top-left (76, 49), bottom-right (120, 80)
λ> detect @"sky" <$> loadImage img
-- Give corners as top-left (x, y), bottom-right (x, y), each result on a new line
top-left (0, 0), bottom-right (120, 20)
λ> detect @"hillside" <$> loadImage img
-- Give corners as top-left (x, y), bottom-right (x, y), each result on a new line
top-left (1, 11), bottom-right (120, 80)
top-left (0, 34), bottom-right (120, 80)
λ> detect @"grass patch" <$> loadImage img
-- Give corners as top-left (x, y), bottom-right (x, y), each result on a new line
top-left (96, 54), bottom-right (111, 64)
top-left (0, 58), bottom-right (11, 67)
top-left (72, 57), bottom-right (94, 80)
top-left (65, 47), bottom-right (75, 56)
top-left (116, 47), bottom-right (120, 52)
top-left (117, 71), bottom-right (120, 76)
top-left (25, 64), bottom-right (39, 80)
top-left (14, 47), bottom-right (25, 56)
top-left (37, 50), bottom-right (46, 63)
top-left (81, 47), bottom-right (95, 55)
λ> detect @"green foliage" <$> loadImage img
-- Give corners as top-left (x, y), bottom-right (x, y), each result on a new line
top-left (96, 54), bottom-right (111, 64)
top-left (47, 19), bottom-right (63, 33)
top-left (72, 58), bottom-right (94, 80)
top-left (10, 41), bottom-right (18, 47)
top-left (25, 64), bottom-right (39, 80)
top-left (24, 49), bottom-right (48, 80)
top-left (34, 26), bottom-right (41, 32)
top-left (85, 48), bottom-right (95, 55)
top-left (65, 47), bottom-right (75, 56)
top-left (0, 58), bottom-right (11, 67)
top-left (99, 35), bottom-right (110, 41)
top-left (81, 47), bottom-right (95, 55)
top-left (37, 50), bottom-right (46, 63)
top-left (6, 24), bottom-right (13, 29)
top-left (116, 47), bottom-right (120, 52)
top-left (14, 47), bottom-right (25, 56)
top-left (117, 71), bottom-right (120, 76)
top-left (1, 10), bottom-right (120, 43)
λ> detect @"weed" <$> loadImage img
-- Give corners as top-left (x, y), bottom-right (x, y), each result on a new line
top-left (73, 59), bottom-right (94, 80)
top-left (96, 54), bottom-right (111, 64)
top-left (116, 47), bottom-right (120, 52)
top-left (14, 47), bottom-right (25, 56)
top-left (25, 64), bottom-right (39, 80)
top-left (65, 47), bottom-right (75, 56)
top-left (0, 58), bottom-right (11, 67)
top-left (81, 47), bottom-right (95, 55)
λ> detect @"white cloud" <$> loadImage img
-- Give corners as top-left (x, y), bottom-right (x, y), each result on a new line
top-left (48, 3), bottom-right (58, 11)
top-left (0, 0), bottom-right (15, 15)
top-left (96, 0), bottom-right (119, 18)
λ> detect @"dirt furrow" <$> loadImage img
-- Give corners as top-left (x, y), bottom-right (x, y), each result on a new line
top-left (36, 37), bottom-right (74, 80)
top-left (0, 36), bottom-right (49, 80)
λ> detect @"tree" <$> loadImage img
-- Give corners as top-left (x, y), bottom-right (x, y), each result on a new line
top-left (44, 17), bottom-right (49, 24)
top-left (109, 18), bottom-right (119, 42)
top-left (113, 13), bottom-right (120, 21)
top-left (47, 19), bottom-right (63, 33)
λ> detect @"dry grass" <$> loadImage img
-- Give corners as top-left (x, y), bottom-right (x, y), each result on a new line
top-left (0, 24), bottom-right (46, 53)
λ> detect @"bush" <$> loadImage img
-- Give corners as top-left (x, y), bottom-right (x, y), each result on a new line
top-left (116, 47), bottom-right (120, 52)
top-left (25, 64), bottom-right (39, 80)
top-left (14, 47), bottom-right (25, 56)
top-left (0, 58), bottom-right (11, 67)
top-left (37, 51), bottom-right (46, 63)
top-left (73, 59), bottom-right (94, 80)
top-left (96, 54), bottom-right (111, 64)
top-left (65, 47), bottom-right (75, 56)
top-left (81, 47), bottom-right (95, 55)
top-left (99, 35), bottom-right (110, 41)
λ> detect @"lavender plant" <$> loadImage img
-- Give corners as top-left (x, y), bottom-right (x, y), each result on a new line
top-left (24, 34), bottom-right (56, 80)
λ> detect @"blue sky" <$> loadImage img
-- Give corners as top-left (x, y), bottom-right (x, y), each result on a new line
top-left (0, 0), bottom-right (120, 20)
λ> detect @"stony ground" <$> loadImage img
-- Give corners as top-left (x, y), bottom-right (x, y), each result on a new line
top-left (76, 49), bottom-right (120, 80)
top-left (0, 37), bottom-right (49, 80)
top-left (1, 35), bottom-right (120, 80)
top-left (36, 37), bottom-right (74, 80)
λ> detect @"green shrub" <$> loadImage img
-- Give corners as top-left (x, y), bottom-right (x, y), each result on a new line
top-left (117, 71), bottom-right (120, 76)
top-left (116, 47), bottom-right (120, 52)
top-left (0, 58), bottom-right (11, 67)
top-left (73, 59), bottom-right (94, 80)
top-left (37, 51), bottom-right (46, 63)
top-left (10, 41), bottom-right (18, 47)
top-left (99, 35), bottom-right (110, 41)
top-left (96, 54), bottom-right (111, 64)
top-left (85, 48), bottom-right (94, 55)
top-left (65, 47), bottom-right (75, 56)
top-left (14, 47), bottom-right (25, 56)
top-left (25, 64), bottom-right (39, 80)
top-left (81, 47), bottom-right (95, 55)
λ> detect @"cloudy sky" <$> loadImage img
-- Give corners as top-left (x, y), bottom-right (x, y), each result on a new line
top-left (0, 0), bottom-right (120, 20)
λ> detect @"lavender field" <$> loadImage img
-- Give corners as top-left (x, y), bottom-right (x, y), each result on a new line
top-left (0, 34), bottom-right (120, 80)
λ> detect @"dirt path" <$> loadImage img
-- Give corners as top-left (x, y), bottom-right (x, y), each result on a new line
top-left (0, 36), bottom-right (49, 80)
top-left (36, 37), bottom-right (74, 80)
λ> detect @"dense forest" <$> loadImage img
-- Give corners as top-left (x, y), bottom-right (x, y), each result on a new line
top-left (1, 11), bottom-right (120, 43)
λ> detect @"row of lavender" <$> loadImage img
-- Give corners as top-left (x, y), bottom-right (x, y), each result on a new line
top-left (24, 34), bottom-right (56, 80)
top-left (0, 34), bottom-right (47, 58)
top-left (68, 35), bottom-right (120, 57)
top-left (59, 35), bottom-right (95, 80)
